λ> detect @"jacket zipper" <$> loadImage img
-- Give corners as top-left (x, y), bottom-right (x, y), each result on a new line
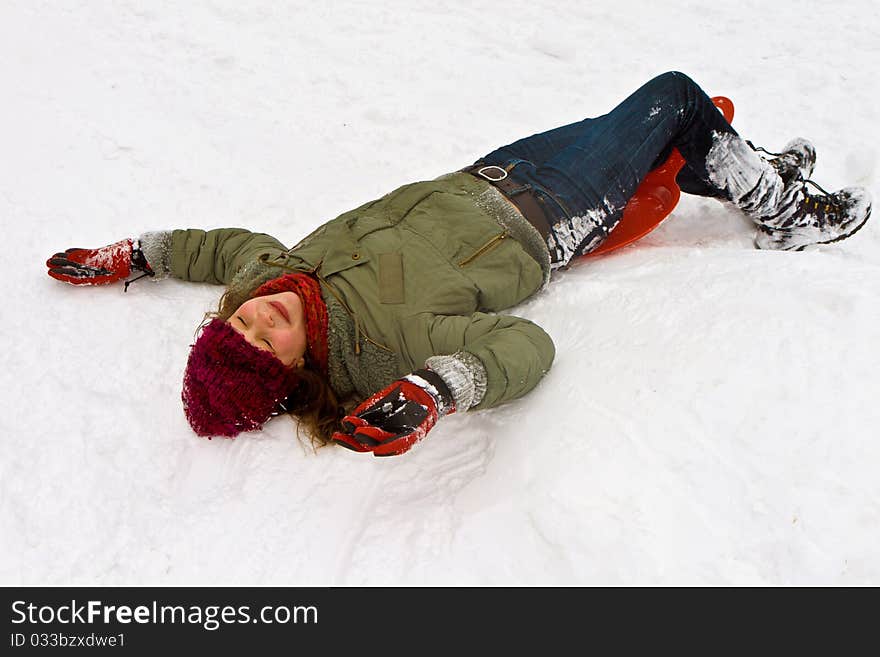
top-left (457, 231), bottom-right (509, 267)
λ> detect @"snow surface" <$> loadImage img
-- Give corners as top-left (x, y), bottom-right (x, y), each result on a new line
top-left (2, 0), bottom-right (879, 586)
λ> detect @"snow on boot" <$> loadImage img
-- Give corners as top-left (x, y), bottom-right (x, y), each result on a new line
top-left (755, 138), bottom-right (816, 185)
top-left (754, 182), bottom-right (872, 251)
top-left (706, 133), bottom-right (870, 249)
top-left (706, 133), bottom-right (813, 224)
top-left (735, 138), bottom-right (819, 226)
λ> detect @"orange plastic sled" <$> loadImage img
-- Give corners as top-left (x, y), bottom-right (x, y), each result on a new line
top-left (583, 96), bottom-right (735, 257)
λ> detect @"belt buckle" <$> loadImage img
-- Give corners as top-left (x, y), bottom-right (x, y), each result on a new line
top-left (476, 165), bottom-right (508, 182)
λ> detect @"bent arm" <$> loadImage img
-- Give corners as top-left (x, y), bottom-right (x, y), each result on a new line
top-left (408, 311), bottom-right (556, 411)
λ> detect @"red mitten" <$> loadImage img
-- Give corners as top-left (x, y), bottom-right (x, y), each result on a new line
top-left (46, 239), bottom-right (154, 288)
top-left (332, 369), bottom-right (455, 457)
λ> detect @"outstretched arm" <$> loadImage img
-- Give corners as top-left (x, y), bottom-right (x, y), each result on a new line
top-left (46, 228), bottom-right (288, 288)
top-left (161, 228), bottom-right (287, 285)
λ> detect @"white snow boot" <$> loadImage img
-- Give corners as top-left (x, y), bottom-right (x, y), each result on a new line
top-left (750, 139), bottom-right (871, 250)
top-left (706, 133), bottom-right (870, 250)
top-left (754, 182), bottom-right (872, 251)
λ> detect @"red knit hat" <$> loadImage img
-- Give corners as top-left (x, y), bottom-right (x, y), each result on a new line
top-left (181, 273), bottom-right (328, 438)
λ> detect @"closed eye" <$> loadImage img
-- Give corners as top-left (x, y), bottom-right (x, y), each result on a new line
top-left (237, 315), bottom-right (274, 352)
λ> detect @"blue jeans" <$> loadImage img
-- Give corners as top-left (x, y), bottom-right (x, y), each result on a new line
top-left (474, 71), bottom-right (739, 266)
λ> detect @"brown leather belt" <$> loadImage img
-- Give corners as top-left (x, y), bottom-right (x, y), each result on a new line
top-left (461, 164), bottom-right (552, 240)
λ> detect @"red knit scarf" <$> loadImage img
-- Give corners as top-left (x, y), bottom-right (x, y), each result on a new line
top-left (251, 273), bottom-right (329, 376)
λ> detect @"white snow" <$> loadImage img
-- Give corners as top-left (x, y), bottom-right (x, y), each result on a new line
top-left (1, 0), bottom-right (879, 586)
top-left (706, 131), bottom-right (785, 215)
top-left (549, 198), bottom-right (614, 264)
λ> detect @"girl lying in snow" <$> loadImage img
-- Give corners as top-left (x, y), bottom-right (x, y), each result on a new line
top-left (46, 72), bottom-right (872, 457)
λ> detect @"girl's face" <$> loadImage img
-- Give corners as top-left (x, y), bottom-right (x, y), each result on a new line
top-left (227, 291), bottom-right (308, 369)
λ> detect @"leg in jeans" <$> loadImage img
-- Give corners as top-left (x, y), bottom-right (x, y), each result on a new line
top-left (476, 71), bottom-right (869, 257)
top-left (477, 72), bottom-right (748, 265)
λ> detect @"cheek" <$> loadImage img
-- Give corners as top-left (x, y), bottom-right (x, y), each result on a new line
top-left (273, 327), bottom-right (307, 356)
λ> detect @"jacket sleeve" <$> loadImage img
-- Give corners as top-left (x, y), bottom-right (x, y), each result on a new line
top-left (142, 228), bottom-right (287, 285)
top-left (404, 311), bottom-right (556, 410)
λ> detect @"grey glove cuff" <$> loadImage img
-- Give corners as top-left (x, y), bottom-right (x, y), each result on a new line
top-left (405, 369), bottom-right (456, 416)
top-left (137, 231), bottom-right (173, 280)
top-left (424, 351), bottom-right (488, 411)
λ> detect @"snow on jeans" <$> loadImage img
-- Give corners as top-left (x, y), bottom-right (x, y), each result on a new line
top-left (474, 71), bottom-right (738, 267)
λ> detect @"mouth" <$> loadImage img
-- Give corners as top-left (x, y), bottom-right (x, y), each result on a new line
top-left (269, 300), bottom-right (290, 323)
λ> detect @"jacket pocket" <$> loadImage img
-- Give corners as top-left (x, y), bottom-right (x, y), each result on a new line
top-left (378, 253), bottom-right (405, 304)
top-left (457, 231), bottom-right (509, 267)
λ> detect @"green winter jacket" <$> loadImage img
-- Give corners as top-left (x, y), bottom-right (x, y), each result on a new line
top-left (154, 171), bottom-right (556, 411)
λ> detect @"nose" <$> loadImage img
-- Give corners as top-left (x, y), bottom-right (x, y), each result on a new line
top-left (258, 304), bottom-right (275, 327)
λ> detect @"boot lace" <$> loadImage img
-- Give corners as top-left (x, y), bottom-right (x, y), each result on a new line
top-left (799, 179), bottom-right (842, 218)
top-left (747, 140), bottom-right (840, 214)
top-left (745, 140), bottom-right (784, 158)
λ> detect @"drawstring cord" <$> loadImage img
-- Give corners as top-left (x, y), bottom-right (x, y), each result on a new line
top-left (123, 245), bottom-right (156, 293)
top-left (123, 270), bottom-right (154, 292)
